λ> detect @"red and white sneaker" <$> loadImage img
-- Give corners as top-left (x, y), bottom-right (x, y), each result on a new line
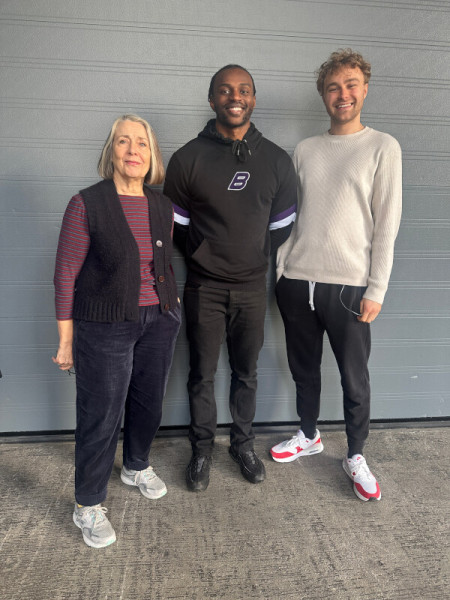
top-left (270, 429), bottom-right (324, 462)
top-left (343, 454), bottom-right (381, 502)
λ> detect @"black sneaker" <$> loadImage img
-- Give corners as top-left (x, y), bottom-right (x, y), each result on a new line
top-left (186, 455), bottom-right (212, 492)
top-left (229, 447), bottom-right (266, 484)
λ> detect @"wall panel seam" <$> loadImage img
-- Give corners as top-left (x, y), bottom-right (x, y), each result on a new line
top-left (1, 22), bottom-right (449, 50)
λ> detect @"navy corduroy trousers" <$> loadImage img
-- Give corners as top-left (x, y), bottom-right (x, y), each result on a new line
top-left (73, 304), bottom-right (181, 506)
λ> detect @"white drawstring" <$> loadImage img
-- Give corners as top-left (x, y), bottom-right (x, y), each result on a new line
top-left (308, 281), bottom-right (316, 311)
top-left (308, 282), bottom-right (362, 316)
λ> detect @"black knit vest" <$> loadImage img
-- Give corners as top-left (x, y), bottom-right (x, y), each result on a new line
top-left (72, 179), bottom-right (178, 322)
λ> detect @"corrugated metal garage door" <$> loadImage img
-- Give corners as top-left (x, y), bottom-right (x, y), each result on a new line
top-left (0, 0), bottom-right (449, 431)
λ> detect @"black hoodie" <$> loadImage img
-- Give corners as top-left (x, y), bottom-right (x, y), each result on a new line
top-left (164, 120), bottom-right (297, 290)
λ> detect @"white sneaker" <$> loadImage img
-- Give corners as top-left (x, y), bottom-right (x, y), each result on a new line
top-left (270, 429), bottom-right (324, 462)
top-left (343, 454), bottom-right (381, 502)
top-left (121, 466), bottom-right (167, 499)
top-left (73, 503), bottom-right (116, 548)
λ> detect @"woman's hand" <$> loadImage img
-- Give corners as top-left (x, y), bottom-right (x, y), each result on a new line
top-left (52, 320), bottom-right (74, 370)
top-left (52, 343), bottom-right (73, 370)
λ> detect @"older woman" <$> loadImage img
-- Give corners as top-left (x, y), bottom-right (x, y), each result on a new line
top-left (53, 114), bottom-right (181, 548)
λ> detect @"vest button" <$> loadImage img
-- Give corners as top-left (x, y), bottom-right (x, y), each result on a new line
top-left (164, 303), bottom-right (169, 311)
top-left (156, 240), bottom-right (163, 247)
top-left (158, 275), bottom-right (165, 283)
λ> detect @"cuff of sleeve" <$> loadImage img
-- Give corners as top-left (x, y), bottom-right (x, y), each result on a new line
top-left (363, 284), bottom-right (386, 305)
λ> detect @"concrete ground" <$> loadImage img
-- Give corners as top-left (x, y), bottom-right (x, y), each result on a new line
top-left (0, 426), bottom-right (449, 600)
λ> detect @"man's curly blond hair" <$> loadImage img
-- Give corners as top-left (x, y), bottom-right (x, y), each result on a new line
top-left (316, 49), bottom-right (371, 96)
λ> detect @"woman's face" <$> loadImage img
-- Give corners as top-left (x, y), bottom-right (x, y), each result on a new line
top-left (112, 120), bottom-right (151, 183)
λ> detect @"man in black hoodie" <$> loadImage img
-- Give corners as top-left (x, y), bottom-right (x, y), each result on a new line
top-left (164, 65), bottom-right (297, 491)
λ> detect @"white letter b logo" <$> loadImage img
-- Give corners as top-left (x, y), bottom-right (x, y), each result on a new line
top-left (228, 172), bottom-right (250, 191)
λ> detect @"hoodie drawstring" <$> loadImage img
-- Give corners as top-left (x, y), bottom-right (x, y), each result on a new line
top-left (231, 139), bottom-right (252, 163)
top-left (309, 281), bottom-right (316, 311)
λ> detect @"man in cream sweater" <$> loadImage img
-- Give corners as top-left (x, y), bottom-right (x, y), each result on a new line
top-left (270, 49), bottom-right (402, 501)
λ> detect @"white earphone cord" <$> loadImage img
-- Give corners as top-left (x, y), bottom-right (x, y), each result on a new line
top-left (339, 285), bottom-right (362, 317)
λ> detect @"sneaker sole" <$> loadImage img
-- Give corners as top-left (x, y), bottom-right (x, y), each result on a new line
top-left (120, 472), bottom-right (167, 500)
top-left (342, 460), bottom-right (381, 502)
top-left (271, 441), bottom-right (324, 463)
top-left (72, 513), bottom-right (116, 549)
top-left (353, 484), bottom-right (381, 502)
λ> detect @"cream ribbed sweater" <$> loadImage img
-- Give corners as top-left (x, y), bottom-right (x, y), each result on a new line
top-left (277, 127), bottom-right (402, 304)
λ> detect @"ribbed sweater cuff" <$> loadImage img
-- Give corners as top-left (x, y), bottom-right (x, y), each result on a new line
top-left (363, 285), bottom-right (386, 305)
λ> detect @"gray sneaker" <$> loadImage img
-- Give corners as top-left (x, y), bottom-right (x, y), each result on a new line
top-left (121, 465), bottom-right (167, 499)
top-left (73, 503), bottom-right (116, 548)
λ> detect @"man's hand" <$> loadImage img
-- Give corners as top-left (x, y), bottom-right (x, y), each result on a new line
top-left (358, 298), bottom-right (382, 323)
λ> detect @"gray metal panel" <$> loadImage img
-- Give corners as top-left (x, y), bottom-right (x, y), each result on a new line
top-left (0, 0), bottom-right (449, 431)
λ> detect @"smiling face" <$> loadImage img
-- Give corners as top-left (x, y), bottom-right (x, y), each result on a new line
top-left (112, 120), bottom-right (151, 187)
top-left (322, 67), bottom-right (368, 134)
top-left (209, 68), bottom-right (256, 139)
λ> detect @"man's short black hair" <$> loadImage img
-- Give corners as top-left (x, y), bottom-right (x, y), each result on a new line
top-left (208, 64), bottom-right (256, 100)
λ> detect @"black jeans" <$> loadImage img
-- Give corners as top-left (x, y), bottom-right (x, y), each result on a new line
top-left (183, 284), bottom-right (266, 456)
top-left (276, 277), bottom-right (371, 456)
top-left (73, 304), bottom-right (181, 506)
